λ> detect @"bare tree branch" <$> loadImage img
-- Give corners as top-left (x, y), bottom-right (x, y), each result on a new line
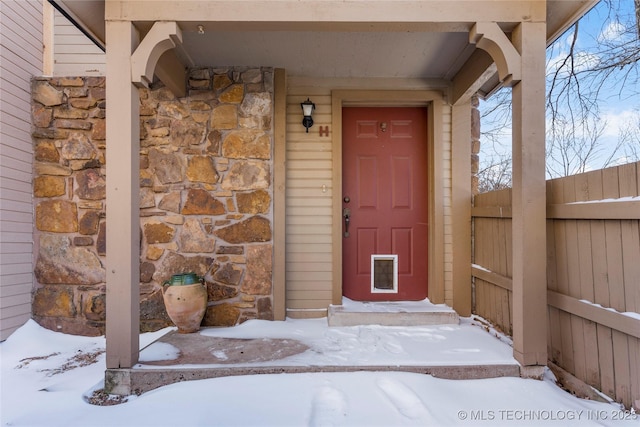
top-left (635, 0), bottom-right (640, 37)
top-left (477, 0), bottom-right (640, 192)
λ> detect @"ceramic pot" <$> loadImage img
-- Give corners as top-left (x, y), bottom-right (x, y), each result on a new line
top-left (162, 280), bottom-right (207, 333)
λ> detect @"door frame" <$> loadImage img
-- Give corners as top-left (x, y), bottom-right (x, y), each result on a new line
top-left (331, 90), bottom-right (446, 305)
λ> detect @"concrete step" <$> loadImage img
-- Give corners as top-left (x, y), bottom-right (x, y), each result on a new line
top-left (328, 300), bottom-right (459, 327)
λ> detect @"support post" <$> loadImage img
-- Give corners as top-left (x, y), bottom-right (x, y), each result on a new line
top-left (451, 101), bottom-right (472, 316)
top-left (105, 20), bottom-right (140, 369)
top-left (273, 68), bottom-right (287, 321)
top-left (511, 22), bottom-right (548, 368)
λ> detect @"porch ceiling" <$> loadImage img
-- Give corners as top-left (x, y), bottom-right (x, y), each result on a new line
top-left (52, 0), bottom-right (597, 89)
top-left (181, 30), bottom-right (473, 80)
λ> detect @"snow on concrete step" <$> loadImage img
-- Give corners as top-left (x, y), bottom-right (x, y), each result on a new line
top-left (328, 299), bottom-right (459, 327)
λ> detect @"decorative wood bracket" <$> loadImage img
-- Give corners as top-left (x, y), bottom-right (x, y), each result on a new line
top-left (131, 21), bottom-right (193, 97)
top-left (470, 22), bottom-right (522, 86)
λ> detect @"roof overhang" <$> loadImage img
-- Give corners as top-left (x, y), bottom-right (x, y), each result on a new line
top-left (49, 0), bottom-right (106, 50)
top-left (50, 0), bottom-right (598, 97)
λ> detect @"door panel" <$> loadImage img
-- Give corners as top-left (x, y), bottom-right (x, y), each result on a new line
top-left (342, 107), bottom-right (428, 301)
top-left (357, 228), bottom-right (378, 274)
top-left (358, 157), bottom-right (378, 207)
top-left (391, 156), bottom-right (412, 208)
top-left (391, 228), bottom-right (413, 274)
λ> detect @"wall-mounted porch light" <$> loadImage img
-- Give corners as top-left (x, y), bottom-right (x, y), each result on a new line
top-left (300, 98), bottom-right (315, 133)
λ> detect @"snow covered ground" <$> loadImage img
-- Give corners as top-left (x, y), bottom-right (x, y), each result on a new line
top-left (138, 307), bottom-right (514, 367)
top-left (1, 318), bottom-right (638, 427)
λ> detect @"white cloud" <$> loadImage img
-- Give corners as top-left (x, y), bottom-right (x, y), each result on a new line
top-left (546, 50), bottom-right (600, 77)
top-left (600, 109), bottom-right (638, 138)
top-left (598, 21), bottom-right (626, 42)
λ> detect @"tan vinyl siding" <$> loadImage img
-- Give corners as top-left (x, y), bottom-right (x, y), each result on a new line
top-left (286, 85), bottom-right (334, 312)
top-left (442, 105), bottom-right (454, 305)
top-left (0, 0), bottom-right (42, 340)
top-left (53, 9), bottom-right (105, 76)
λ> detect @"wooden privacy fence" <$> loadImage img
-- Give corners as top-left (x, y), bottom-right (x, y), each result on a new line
top-left (472, 161), bottom-right (640, 409)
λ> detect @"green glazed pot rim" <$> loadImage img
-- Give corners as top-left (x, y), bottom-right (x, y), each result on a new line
top-left (164, 272), bottom-right (201, 286)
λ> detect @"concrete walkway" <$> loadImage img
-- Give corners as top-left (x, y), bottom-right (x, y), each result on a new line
top-left (105, 304), bottom-right (522, 395)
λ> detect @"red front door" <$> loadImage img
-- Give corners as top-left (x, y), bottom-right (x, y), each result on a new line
top-left (342, 107), bottom-right (429, 301)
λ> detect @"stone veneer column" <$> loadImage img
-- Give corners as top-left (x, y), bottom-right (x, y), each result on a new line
top-left (32, 76), bottom-right (108, 336)
top-left (31, 67), bottom-right (276, 336)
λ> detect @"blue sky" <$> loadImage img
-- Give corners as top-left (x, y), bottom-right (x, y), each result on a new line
top-left (480, 0), bottom-right (639, 178)
top-left (550, 0), bottom-right (638, 133)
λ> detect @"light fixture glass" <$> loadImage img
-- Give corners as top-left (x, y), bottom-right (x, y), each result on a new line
top-left (300, 98), bottom-right (315, 133)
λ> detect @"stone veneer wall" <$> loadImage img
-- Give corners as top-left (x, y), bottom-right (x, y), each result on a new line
top-left (31, 68), bottom-right (275, 336)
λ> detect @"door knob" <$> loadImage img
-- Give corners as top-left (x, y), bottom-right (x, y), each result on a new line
top-left (343, 196), bottom-right (350, 203)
